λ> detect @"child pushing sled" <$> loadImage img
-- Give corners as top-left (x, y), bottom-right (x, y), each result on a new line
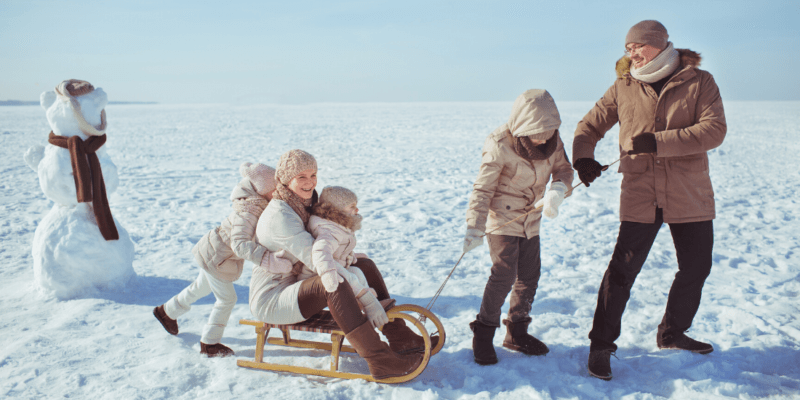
top-left (154, 162), bottom-right (289, 357)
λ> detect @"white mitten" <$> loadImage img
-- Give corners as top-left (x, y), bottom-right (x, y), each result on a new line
top-left (534, 182), bottom-right (568, 219)
top-left (319, 268), bottom-right (344, 293)
top-left (358, 290), bottom-right (388, 329)
top-left (463, 228), bottom-right (484, 253)
top-left (345, 252), bottom-right (356, 267)
top-left (260, 250), bottom-right (294, 274)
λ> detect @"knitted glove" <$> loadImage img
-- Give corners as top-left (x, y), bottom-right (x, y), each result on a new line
top-left (345, 252), bottom-right (356, 267)
top-left (463, 228), bottom-right (484, 253)
top-left (573, 158), bottom-right (608, 187)
top-left (534, 182), bottom-right (568, 219)
top-left (319, 268), bottom-right (344, 293)
top-left (260, 250), bottom-right (293, 274)
top-left (358, 290), bottom-right (389, 329)
top-left (628, 132), bottom-right (657, 155)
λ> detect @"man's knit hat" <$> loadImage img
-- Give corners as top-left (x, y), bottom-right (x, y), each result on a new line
top-left (240, 162), bottom-right (277, 196)
top-left (319, 186), bottom-right (357, 211)
top-left (275, 149), bottom-right (317, 185)
top-left (625, 20), bottom-right (669, 50)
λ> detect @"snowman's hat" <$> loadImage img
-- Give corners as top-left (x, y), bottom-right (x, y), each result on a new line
top-left (55, 79), bottom-right (107, 137)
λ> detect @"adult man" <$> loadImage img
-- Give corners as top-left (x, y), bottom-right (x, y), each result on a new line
top-left (572, 20), bottom-right (726, 381)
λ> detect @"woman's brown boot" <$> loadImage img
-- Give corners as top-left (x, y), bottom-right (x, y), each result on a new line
top-left (346, 321), bottom-right (423, 379)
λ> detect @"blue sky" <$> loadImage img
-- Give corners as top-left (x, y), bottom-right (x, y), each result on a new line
top-left (2, 0), bottom-right (798, 103)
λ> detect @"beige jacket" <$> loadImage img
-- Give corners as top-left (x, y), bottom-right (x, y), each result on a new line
top-left (307, 215), bottom-right (357, 277)
top-left (466, 92), bottom-right (574, 239)
top-left (573, 49), bottom-right (726, 223)
top-left (192, 178), bottom-right (269, 282)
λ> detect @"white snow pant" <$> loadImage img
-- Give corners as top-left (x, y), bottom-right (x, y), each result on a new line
top-left (164, 270), bottom-right (236, 345)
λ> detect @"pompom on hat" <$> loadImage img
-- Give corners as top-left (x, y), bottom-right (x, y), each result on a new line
top-left (319, 186), bottom-right (357, 211)
top-left (275, 149), bottom-right (317, 185)
top-left (625, 20), bottom-right (669, 50)
top-left (239, 162), bottom-right (277, 197)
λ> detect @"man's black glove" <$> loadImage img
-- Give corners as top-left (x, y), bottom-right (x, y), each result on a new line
top-left (573, 158), bottom-right (608, 187)
top-left (628, 132), bottom-right (657, 155)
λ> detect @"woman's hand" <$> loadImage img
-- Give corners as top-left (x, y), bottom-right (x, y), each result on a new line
top-left (261, 250), bottom-right (294, 274)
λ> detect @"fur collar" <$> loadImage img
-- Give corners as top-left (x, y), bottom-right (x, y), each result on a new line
top-left (310, 202), bottom-right (362, 231)
top-left (616, 48), bottom-right (702, 78)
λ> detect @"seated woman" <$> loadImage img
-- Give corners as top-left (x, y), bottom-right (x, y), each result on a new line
top-left (249, 149), bottom-right (426, 379)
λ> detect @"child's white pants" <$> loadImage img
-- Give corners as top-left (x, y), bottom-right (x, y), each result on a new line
top-left (164, 270), bottom-right (236, 344)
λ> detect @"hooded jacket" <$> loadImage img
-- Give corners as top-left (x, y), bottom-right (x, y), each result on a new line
top-left (573, 49), bottom-right (726, 224)
top-left (192, 177), bottom-right (270, 282)
top-left (466, 90), bottom-right (574, 238)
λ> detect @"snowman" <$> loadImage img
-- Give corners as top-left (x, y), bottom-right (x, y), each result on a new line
top-left (23, 79), bottom-right (135, 300)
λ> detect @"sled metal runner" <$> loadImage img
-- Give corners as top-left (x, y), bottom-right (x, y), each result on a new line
top-left (237, 304), bottom-right (445, 383)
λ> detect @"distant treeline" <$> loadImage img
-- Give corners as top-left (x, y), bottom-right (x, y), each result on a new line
top-left (0, 100), bottom-right (158, 106)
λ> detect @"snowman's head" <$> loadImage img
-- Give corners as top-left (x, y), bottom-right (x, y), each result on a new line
top-left (40, 80), bottom-right (108, 139)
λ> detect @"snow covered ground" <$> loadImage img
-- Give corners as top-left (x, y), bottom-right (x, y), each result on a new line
top-left (1, 100), bottom-right (799, 399)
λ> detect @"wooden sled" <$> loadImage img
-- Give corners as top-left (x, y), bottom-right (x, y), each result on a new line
top-left (236, 304), bottom-right (445, 383)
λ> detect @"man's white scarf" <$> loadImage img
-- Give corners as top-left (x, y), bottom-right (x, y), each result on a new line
top-left (631, 42), bottom-right (680, 83)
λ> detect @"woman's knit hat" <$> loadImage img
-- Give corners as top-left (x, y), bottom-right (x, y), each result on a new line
top-left (275, 149), bottom-right (317, 185)
top-left (239, 162), bottom-right (277, 197)
top-left (625, 20), bottom-right (669, 50)
top-left (319, 186), bottom-right (357, 211)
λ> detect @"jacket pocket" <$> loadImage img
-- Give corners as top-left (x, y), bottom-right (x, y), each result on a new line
top-left (618, 154), bottom-right (649, 174)
top-left (670, 155), bottom-right (708, 173)
top-left (490, 194), bottom-right (527, 213)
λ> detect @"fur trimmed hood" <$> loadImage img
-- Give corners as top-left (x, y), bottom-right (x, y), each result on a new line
top-left (310, 202), bottom-right (362, 232)
top-left (616, 48), bottom-right (702, 78)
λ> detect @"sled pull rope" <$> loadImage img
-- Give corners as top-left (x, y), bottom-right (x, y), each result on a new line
top-left (424, 156), bottom-right (626, 313)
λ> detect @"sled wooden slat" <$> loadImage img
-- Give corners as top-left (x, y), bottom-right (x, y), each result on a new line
top-left (237, 307), bottom-right (434, 383)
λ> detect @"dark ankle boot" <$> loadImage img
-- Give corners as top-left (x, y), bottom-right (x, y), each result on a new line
top-left (587, 349), bottom-right (614, 381)
top-left (382, 318), bottom-right (440, 354)
top-left (346, 321), bottom-right (423, 379)
top-left (153, 304), bottom-right (178, 335)
top-left (200, 342), bottom-right (234, 358)
top-left (502, 318), bottom-right (549, 356)
top-left (469, 320), bottom-right (498, 365)
top-left (657, 332), bottom-right (713, 354)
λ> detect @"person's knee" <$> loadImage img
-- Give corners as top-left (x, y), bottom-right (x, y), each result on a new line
top-left (354, 257), bottom-right (378, 274)
top-left (609, 269), bottom-right (633, 288)
top-left (216, 290), bottom-right (237, 307)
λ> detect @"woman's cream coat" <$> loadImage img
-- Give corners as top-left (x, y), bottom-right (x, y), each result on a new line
top-left (250, 199), bottom-right (312, 324)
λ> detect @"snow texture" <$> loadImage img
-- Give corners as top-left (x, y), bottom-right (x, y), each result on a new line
top-left (1, 100), bottom-right (799, 399)
top-left (25, 86), bottom-right (135, 299)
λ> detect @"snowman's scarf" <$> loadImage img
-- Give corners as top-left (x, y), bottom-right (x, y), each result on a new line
top-left (48, 132), bottom-right (119, 241)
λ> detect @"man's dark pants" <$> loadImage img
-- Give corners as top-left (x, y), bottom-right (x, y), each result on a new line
top-left (589, 208), bottom-right (713, 351)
